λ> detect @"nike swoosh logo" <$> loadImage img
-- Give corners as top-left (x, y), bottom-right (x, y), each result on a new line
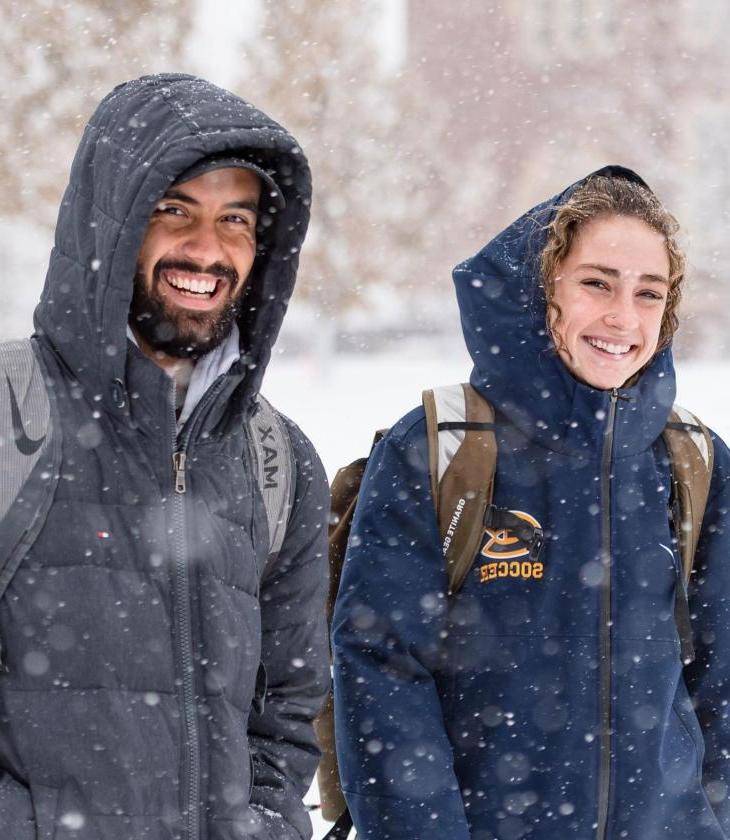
top-left (6, 376), bottom-right (46, 456)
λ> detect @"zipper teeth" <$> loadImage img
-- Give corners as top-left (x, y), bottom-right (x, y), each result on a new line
top-left (170, 381), bottom-right (198, 840)
top-left (597, 391), bottom-right (618, 840)
top-left (173, 488), bottom-right (199, 839)
top-left (171, 376), bottom-right (228, 840)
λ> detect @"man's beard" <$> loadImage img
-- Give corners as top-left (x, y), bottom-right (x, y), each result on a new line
top-left (129, 259), bottom-right (245, 359)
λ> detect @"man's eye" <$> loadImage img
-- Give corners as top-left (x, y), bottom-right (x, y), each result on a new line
top-left (224, 214), bottom-right (254, 226)
top-left (156, 205), bottom-right (184, 216)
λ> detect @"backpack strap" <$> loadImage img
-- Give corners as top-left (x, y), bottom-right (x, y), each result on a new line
top-left (663, 406), bottom-right (714, 580)
top-left (327, 432), bottom-right (385, 625)
top-left (322, 810), bottom-right (353, 839)
top-left (315, 431), bottom-right (384, 825)
top-left (246, 395), bottom-right (294, 563)
top-left (0, 339), bottom-right (61, 667)
top-left (662, 404), bottom-right (714, 664)
top-left (422, 383), bottom-right (498, 594)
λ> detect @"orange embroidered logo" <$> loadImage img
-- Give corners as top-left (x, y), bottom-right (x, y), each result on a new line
top-left (479, 509), bottom-right (544, 584)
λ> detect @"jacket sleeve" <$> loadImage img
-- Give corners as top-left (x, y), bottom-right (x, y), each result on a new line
top-left (247, 419), bottom-right (330, 840)
top-left (685, 433), bottom-right (730, 830)
top-left (331, 410), bottom-right (471, 840)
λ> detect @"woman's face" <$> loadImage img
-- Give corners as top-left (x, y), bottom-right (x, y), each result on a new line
top-left (550, 215), bottom-right (670, 390)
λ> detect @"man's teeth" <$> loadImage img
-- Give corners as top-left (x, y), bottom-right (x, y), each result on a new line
top-left (587, 337), bottom-right (632, 355)
top-left (166, 274), bottom-right (217, 294)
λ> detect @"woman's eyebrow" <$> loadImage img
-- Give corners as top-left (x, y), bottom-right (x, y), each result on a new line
top-left (576, 263), bottom-right (669, 285)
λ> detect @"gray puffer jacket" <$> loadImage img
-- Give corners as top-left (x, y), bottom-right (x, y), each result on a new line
top-left (0, 74), bottom-right (329, 840)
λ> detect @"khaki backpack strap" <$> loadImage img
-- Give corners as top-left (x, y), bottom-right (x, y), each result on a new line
top-left (423, 388), bottom-right (440, 510)
top-left (423, 384), bottom-right (498, 595)
top-left (662, 405), bottom-right (714, 665)
top-left (663, 406), bottom-right (714, 582)
top-left (314, 687), bottom-right (347, 823)
top-left (326, 431), bottom-right (385, 624)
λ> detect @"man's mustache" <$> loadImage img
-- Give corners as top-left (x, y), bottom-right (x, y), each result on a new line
top-left (154, 259), bottom-right (239, 287)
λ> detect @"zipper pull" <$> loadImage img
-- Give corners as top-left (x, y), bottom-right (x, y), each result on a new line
top-left (173, 452), bottom-right (187, 494)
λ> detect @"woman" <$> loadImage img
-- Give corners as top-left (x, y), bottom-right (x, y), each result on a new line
top-left (332, 167), bottom-right (730, 839)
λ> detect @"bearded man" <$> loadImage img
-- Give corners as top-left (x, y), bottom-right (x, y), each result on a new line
top-left (0, 74), bottom-right (329, 840)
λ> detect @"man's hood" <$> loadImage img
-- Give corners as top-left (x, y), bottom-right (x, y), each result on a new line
top-left (454, 166), bottom-right (676, 455)
top-left (34, 73), bottom-right (311, 418)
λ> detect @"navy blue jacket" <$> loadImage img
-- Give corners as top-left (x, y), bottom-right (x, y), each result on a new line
top-left (332, 169), bottom-right (730, 839)
top-left (0, 75), bottom-right (329, 840)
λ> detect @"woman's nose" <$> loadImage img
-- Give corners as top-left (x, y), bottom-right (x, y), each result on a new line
top-left (604, 299), bottom-right (640, 331)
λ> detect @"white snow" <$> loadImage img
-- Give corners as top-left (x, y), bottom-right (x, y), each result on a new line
top-left (264, 350), bottom-right (730, 481)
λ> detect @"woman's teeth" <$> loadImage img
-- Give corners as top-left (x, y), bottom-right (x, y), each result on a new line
top-left (586, 337), bottom-right (632, 355)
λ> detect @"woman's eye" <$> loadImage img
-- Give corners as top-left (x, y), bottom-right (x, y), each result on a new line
top-left (581, 278), bottom-right (608, 290)
top-left (639, 290), bottom-right (664, 301)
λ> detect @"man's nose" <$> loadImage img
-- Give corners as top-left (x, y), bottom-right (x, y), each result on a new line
top-left (179, 222), bottom-right (224, 266)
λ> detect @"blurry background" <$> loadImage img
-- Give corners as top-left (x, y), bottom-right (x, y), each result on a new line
top-left (4, 3), bottom-right (730, 835)
top-left (4, 0), bottom-right (730, 464)
top-left (3, 0), bottom-right (729, 359)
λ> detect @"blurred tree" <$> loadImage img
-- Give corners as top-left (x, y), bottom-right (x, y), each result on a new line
top-left (238, 0), bottom-right (489, 336)
top-left (0, 0), bottom-right (193, 229)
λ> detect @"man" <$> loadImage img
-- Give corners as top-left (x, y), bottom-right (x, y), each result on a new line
top-left (0, 74), bottom-right (329, 839)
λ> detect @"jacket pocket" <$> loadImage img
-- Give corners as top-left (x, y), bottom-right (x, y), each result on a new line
top-left (252, 661), bottom-right (267, 716)
top-left (248, 749), bottom-right (255, 799)
top-left (0, 774), bottom-right (35, 840)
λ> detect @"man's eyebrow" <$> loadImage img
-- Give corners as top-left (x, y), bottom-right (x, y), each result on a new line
top-left (222, 200), bottom-right (259, 213)
top-left (158, 190), bottom-right (258, 214)
top-left (577, 263), bottom-right (669, 285)
top-left (160, 188), bottom-right (198, 205)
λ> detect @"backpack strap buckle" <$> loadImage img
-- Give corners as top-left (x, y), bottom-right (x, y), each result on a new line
top-left (484, 504), bottom-right (545, 561)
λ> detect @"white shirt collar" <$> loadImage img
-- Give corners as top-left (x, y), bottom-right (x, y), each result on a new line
top-left (126, 324), bottom-right (241, 428)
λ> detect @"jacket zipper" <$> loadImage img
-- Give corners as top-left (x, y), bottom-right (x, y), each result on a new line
top-left (169, 380), bottom-right (200, 840)
top-left (169, 377), bottom-right (227, 840)
top-left (596, 389), bottom-right (619, 840)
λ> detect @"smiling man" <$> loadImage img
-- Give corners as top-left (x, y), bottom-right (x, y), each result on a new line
top-left (130, 160), bottom-right (272, 412)
top-left (0, 75), bottom-right (329, 840)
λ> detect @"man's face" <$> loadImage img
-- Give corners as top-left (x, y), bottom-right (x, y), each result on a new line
top-left (130, 166), bottom-right (261, 358)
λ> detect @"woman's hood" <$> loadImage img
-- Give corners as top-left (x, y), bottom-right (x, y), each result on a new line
top-left (454, 166), bottom-right (676, 455)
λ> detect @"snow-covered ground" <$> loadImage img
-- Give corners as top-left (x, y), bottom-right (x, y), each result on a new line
top-left (263, 348), bottom-right (730, 837)
top-left (265, 349), bottom-right (730, 481)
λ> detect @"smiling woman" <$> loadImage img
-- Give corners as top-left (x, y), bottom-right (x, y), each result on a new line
top-left (332, 167), bottom-right (730, 840)
top-left (541, 175), bottom-right (685, 389)
top-left (548, 215), bottom-right (669, 389)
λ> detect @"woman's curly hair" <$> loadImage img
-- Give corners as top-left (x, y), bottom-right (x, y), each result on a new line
top-left (540, 175), bottom-right (685, 353)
